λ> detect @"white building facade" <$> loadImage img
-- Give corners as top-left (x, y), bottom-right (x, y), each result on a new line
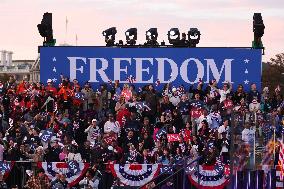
top-left (0, 50), bottom-right (37, 81)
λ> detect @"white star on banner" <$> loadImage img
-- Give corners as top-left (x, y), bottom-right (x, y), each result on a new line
top-left (244, 59), bottom-right (249, 64)
top-left (245, 69), bottom-right (248, 74)
top-left (53, 67), bottom-right (57, 72)
top-left (244, 80), bottom-right (249, 85)
top-left (52, 78), bottom-right (57, 83)
top-left (53, 57), bottom-right (56, 62)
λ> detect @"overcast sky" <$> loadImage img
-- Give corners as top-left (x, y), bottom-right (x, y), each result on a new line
top-left (0, 0), bottom-right (284, 61)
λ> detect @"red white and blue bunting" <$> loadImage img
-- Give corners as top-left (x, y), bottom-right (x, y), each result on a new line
top-left (37, 162), bottom-right (89, 187)
top-left (276, 166), bottom-right (283, 189)
top-left (0, 161), bottom-right (15, 180)
top-left (109, 164), bottom-right (161, 186)
top-left (188, 160), bottom-right (230, 189)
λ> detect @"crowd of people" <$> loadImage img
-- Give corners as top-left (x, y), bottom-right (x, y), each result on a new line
top-left (0, 75), bottom-right (284, 189)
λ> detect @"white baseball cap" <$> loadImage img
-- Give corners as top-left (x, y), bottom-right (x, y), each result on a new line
top-left (47, 79), bottom-right (52, 83)
top-left (108, 146), bottom-right (114, 151)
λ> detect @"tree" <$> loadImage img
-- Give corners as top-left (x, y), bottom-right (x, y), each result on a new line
top-left (268, 53), bottom-right (284, 67)
top-left (0, 73), bottom-right (10, 83)
top-left (262, 53), bottom-right (284, 93)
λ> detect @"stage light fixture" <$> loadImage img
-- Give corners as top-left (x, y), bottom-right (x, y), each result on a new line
top-left (125, 28), bottom-right (137, 45)
top-left (168, 28), bottom-right (180, 40)
top-left (145, 28), bottom-right (159, 46)
top-left (252, 13), bottom-right (265, 49)
top-left (188, 28), bottom-right (201, 47)
top-left (102, 27), bottom-right (117, 47)
top-left (37, 12), bottom-right (56, 46)
top-left (168, 28), bottom-right (180, 45)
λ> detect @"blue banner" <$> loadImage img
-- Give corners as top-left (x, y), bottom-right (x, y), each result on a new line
top-left (40, 47), bottom-right (262, 90)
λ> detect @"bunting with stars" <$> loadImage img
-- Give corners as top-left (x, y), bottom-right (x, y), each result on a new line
top-left (109, 164), bottom-right (161, 187)
top-left (188, 158), bottom-right (230, 189)
top-left (37, 162), bottom-right (90, 187)
top-left (0, 161), bottom-right (15, 180)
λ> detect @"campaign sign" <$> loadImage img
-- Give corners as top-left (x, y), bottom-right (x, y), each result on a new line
top-left (103, 134), bottom-right (117, 145)
top-left (155, 127), bottom-right (167, 139)
top-left (167, 134), bottom-right (181, 142)
top-left (39, 129), bottom-right (54, 142)
top-left (40, 47), bottom-right (262, 90)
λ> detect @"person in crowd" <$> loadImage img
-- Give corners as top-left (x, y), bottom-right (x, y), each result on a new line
top-left (169, 87), bottom-right (180, 106)
top-left (85, 119), bottom-right (101, 144)
top-left (143, 84), bottom-right (159, 124)
top-left (104, 113), bottom-right (120, 134)
top-left (0, 173), bottom-right (8, 189)
top-left (218, 82), bottom-right (232, 103)
top-left (24, 168), bottom-right (50, 189)
top-left (161, 180), bottom-right (174, 189)
top-left (178, 94), bottom-right (190, 124)
top-left (247, 83), bottom-right (261, 103)
top-left (121, 84), bottom-right (132, 102)
top-left (50, 173), bottom-right (61, 188)
top-left (218, 119), bottom-right (230, 139)
top-left (190, 93), bottom-right (206, 135)
top-left (81, 82), bottom-right (94, 111)
top-left (79, 168), bottom-right (100, 189)
top-left (52, 174), bottom-right (68, 189)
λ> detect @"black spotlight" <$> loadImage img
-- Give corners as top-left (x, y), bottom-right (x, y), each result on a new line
top-left (145, 28), bottom-right (159, 46)
top-left (102, 27), bottom-right (117, 47)
top-left (37, 12), bottom-right (56, 46)
top-left (252, 13), bottom-right (265, 49)
top-left (168, 28), bottom-right (180, 45)
top-left (188, 28), bottom-right (201, 47)
top-left (125, 28), bottom-right (137, 45)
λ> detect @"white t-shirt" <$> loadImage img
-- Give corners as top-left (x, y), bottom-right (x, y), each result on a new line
top-left (104, 121), bottom-right (120, 134)
top-left (218, 125), bottom-right (230, 138)
top-left (249, 101), bottom-right (260, 112)
top-left (170, 96), bottom-right (181, 106)
top-left (219, 89), bottom-right (231, 103)
top-left (221, 141), bottom-right (229, 153)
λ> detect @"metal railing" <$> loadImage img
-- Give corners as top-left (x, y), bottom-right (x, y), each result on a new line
top-left (138, 156), bottom-right (201, 189)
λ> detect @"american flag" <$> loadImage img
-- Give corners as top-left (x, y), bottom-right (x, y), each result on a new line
top-left (73, 121), bottom-right (80, 130)
top-left (54, 101), bottom-right (58, 113)
top-left (108, 80), bottom-right (112, 85)
top-left (235, 143), bottom-right (250, 172)
top-left (121, 116), bottom-right (127, 126)
top-left (155, 79), bottom-right (160, 86)
top-left (26, 85), bottom-right (33, 94)
top-left (127, 75), bottom-right (136, 83)
top-left (198, 78), bottom-right (203, 85)
top-left (261, 139), bottom-right (275, 166)
top-left (278, 138), bottom-right (284, 180)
